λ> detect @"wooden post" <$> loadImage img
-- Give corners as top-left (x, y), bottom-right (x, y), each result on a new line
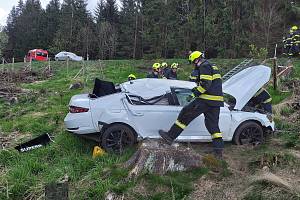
top-left (29, 58), bottom-right (32, 71)
top-left (273, 58), bottom-right (278, 91)
top-left (273, 44), bottom-right (278, 91)
top-left (66, 57), bottom-right (69, 77)
top-left (48, 57), bottom-right (51, 72)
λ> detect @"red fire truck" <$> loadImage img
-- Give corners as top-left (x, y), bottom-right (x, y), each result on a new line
top-left (26, 49), bottom-right (48, 62)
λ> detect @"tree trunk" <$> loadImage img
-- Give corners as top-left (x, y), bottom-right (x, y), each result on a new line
top-left (123, 139), bottom-right (203, 179)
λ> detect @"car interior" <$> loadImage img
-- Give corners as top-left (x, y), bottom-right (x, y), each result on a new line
top-left (125, 87), bottom-right (191, 106)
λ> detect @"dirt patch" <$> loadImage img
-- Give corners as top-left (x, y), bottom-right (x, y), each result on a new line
top-left (187, 137), bottom-right (300, 200)
top-left (0, 131), bottom-right (31, 150)
top-left (0, 67), bottom-right (52, 101)
top-left (188, 145), bottom-right (251, 200)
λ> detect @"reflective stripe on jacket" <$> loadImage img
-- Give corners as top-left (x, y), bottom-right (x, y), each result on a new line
top-left (192, 60), bottom-right (224, 107)
top-left (252, 88), bottom-right (272, 105)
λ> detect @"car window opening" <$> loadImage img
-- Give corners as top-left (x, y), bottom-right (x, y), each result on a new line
top-left (89, 78), bottom-right (120, 98)
top-left (125, 94), bottom-right (172, 105)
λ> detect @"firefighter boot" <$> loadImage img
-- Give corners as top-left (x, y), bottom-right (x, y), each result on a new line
top-left (159, 124), bottom-right (183, 145)
top-left (158, 130), bottom-right (174, 145)
top-left (212, 138), bottom-right (224, 160)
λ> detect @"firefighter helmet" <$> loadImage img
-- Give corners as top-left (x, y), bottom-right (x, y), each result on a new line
top-left (189, 51), bottom-right (203, 63)
top-left (171, 63), bottom-right (178, 69)
top-left (128, 74), bottom-right (136, 81)
top-left (292, 26), bottom-right (298, 31)
top-left (152, 63), bottom-right (161, 70)
top-left (161, 62), bottom-right (168, 68)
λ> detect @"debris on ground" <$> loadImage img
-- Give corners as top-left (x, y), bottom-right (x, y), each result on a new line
top-left (15, 133), bottom-right (53, 153)
top-left (273, 79), bottom-right (300, 123)
top-left (69, 81), bottom-right (84, 90)
top-left (104, 191), bottom-right (124, 200)
top-left (250, 171), bottom-right (299, 193)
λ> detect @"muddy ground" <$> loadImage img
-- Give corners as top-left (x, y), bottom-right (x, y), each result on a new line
top-left (0, 65), bottom-right (52, 101)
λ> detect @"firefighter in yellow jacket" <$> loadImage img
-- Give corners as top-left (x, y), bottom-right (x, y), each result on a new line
top-left (159, 51), bottom-right (224, 159)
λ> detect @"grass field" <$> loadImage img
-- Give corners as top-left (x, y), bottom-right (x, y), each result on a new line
top-left (0, 58), bottom-right (299, 199)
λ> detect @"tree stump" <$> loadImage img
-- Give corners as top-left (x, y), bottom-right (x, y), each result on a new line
top-left (123, 139), bottom-right (203, 178)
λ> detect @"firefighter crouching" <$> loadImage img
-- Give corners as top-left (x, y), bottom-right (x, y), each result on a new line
top-left (159, 51), bottom-right (224, 159)
top-left (249, 88), bottom-right (272, 114)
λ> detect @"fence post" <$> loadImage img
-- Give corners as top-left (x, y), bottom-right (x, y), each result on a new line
top-left (273, 58), bottom-right (278, 91)
top-left (49, 57), bottom-right (51, 72)
top-left (67, 57), bottom-right (69, 77)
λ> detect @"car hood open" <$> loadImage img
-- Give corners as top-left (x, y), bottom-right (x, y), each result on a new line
top-left (223, 65), bottom-right (271, 110)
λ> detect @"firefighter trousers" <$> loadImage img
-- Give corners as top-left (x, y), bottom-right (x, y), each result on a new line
top-left (167, 98), bottom-right (224, 150)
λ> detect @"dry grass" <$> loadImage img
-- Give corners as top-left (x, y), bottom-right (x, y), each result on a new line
top-left (251, 172), bottom-right (297, 192)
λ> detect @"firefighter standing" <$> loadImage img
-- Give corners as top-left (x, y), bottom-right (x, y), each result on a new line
top-left (147, 63), bottom-right (161, 78)
top-left (284, 26), bottom-right (299, 57)
top-left (291, 26), bottom-right (300, 56)
top-left (159, 51), bottom-right (224, 158)
top-left (285, 28), bottom-right (294, 57)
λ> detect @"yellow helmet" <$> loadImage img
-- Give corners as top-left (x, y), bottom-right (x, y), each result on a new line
top-left (292, 25), bottom-right (298, 31)
top-left (152, 63), bottom-right (161, 70)
top-left (161, 62), bottom-right (168, 68)
top-left (189, 51), bottom-right (203, 63)
top-left (128, 74), bottom-right (136, 80)
top-left (171, 63), bottom-right (178, 69)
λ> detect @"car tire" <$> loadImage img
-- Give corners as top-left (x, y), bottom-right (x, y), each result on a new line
top-left (101, 124), bottom-right (137, 153)
top-left (233, 121), bottom-right (264, 145)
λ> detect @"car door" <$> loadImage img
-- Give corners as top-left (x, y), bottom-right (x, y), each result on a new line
top-left (124, 95), bottom-right (183, 138)
top-left (171, 88), bottom-right (210, 139)
top-left (123, 88), bottom-right (205, 140)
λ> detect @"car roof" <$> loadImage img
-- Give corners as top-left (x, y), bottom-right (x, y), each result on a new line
top-left (121, 78), bottom-right (196, 98)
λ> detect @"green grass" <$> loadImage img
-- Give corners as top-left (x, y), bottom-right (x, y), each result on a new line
top-left (0, 58), bottom-right (298, 199)
top-left (0, 59), bottom-right (209, 199)
top-left (135, 168), bottom-right (209, 199)
top-left (268, 88), bottom-right (291, 105)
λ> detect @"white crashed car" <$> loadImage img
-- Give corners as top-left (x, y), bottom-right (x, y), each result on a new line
top-left (55, 51), bottom-right (83, 61)
top-left (64, 65), bottom-right (275, 152)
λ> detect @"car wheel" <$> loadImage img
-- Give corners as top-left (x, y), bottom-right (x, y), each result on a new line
top-left (233, 121), bottom-right (264, 145)
top-left (101, 124), bottom-right (137, 153)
